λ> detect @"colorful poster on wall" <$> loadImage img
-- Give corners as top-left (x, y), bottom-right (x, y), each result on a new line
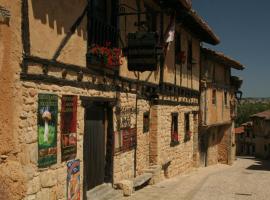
top-left (38, 94), bottom-right (58, 168)
top-left (67, 159), bottom-right (80, 200)
top-left (61, 95), bottom-right (77, 161)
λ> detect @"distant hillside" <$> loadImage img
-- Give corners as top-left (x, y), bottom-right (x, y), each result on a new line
top-left (236, 98), bottom-right (270, 126)
top-left (241, 97), bottom-right (270, 104)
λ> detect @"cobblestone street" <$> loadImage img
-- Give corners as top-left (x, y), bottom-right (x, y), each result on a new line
top-left (120, 157), bottom-right (270, 200)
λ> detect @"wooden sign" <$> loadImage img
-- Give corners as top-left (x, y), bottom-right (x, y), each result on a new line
top-left (61, 95), bottom-right (77, 162)
top-left (37, 94), bottom-right (58, 168)
top-left (126, 32), bottom-right (162, 72)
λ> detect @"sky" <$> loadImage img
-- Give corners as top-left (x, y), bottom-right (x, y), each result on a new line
top-left (193, 0), bottom-right (270, 98)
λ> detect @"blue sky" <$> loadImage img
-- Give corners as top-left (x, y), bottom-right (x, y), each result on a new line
top-left (193, 0), bottom-right (270, 98)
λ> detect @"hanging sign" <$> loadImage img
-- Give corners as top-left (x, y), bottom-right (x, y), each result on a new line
top-left (125, 32), bottom-right (163, 72)
top-left (67, 159), bottom-right (80, 200)
top-left (61, 95), bottom-right (78, 161)
top-left (37, 94), bottom-right (58, 168)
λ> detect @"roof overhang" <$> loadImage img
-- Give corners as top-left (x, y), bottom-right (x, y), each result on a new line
top-left (202, 48), bottom-right (245, 70)
top-left (155, 0), bottom-right (219, 45)
top-left (177, 10), bottom-right (220, 45)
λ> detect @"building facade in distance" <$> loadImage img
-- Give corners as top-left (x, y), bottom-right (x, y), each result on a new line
top-left (199, 48), bottom-right (244, 167)
top-left (250, 110), bottom-right (270, 159)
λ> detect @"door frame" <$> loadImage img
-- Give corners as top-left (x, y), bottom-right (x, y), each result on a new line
top-left (81, 96), bottom-right (116, 197)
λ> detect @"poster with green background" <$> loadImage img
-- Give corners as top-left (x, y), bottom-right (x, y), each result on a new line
top-left (38, 94), bottom-right (58, 168)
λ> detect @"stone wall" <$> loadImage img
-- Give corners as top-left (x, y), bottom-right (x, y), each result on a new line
top-left (206, 125), bottom-right (231, 166)
top-left (19, 81), bottom-right (116, 200)
top-left (155, 105), bottom-right (199, 177)
top-left (0, 1), bottom-right (27, 200)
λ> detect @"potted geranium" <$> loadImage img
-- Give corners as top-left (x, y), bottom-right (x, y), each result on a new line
top-left (87, 42), bottom-right (122, 69)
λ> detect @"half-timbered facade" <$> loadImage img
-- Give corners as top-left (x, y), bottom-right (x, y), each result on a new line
top-left (0, 0), bottom-right (223, 199)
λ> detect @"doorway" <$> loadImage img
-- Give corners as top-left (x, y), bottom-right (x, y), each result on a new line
top-left (199, 133), bottom-right (208, 167)
top-left (83, 101), bottom-right (114, 194)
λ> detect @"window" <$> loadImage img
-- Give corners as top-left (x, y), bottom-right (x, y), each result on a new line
top-left (175, 32), bottom-right (182, 64)
top-left (171, 113), bottom-right (179, 145)
top-left (145, 5), bottom-right (157, 32)
top-left (184, 113), bottom-right (191, 141)
top-left (246, 130), bottom-right (250, 138)
top-left (89, 0), bottom-right (118, 47)
top-left (224, 91), bottom-right (228, 106)
top-left (143, 112), bottom-right (150, 133)
top-left (212, 90), bottom-right (217, 105)
top-left (187, 40), bottom-right (192, 70)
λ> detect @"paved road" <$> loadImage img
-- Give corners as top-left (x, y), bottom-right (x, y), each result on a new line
top-left (120, 157), bottom-right (270, 200)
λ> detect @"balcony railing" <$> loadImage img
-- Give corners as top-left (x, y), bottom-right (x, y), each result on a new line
top-left (88, 16), bottom-right (119, 48)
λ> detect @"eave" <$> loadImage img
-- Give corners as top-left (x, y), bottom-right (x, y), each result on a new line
top-left (178, 9), bottom-right (220, 45)
top-left (202, 48), bottom-right (245, 70)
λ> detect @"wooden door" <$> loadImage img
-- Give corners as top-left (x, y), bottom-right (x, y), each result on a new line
top-left (84, 104), bottom-right (106, 191)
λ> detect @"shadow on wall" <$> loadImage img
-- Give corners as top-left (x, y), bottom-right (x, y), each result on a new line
top-left (31, 0), bottom-right (87, 40)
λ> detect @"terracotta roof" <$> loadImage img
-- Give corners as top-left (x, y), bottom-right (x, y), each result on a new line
top-left (251, 110), bottom-right (270, 120)
top-left (235, 127), bottom-right (244, 134)
top-left (181, 10), bottom-right (220, 45)
top-left (201, 48), bottom-right (244, 70)
top-left (241, 121), bottom-right (253, 126)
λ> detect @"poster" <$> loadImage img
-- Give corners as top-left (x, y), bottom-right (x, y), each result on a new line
top-left (38, 94), bottom-right (58, 168)
top-left (67, 160), bottom-right (80, 200)
top-left (61, 95), bottom-right (77, 161)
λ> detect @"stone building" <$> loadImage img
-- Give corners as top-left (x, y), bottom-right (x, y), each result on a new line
top-left (199, 48), bottom-right (244, 167)
top-left (0, 0), bottom-right (226, 200)
top-left (250, 110), bottom-right (270, 159)
top-left (235, 122), bottom-right (255, 156)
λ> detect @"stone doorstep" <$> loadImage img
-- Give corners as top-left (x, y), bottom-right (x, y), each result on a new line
top-left (133, 173), bottom-right (153, 188)
top-left (116, 165), bottom-right (163, 197)
top-left (86, 183), bottom-right (117, 200)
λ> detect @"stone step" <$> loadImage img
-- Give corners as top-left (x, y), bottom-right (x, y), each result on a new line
top-left (133, 173), bottom-right (153, 188)
top-left (87, 183), bottom-right (120, 200)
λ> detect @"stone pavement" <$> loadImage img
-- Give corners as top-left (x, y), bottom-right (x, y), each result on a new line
top-left (118, 157), bottom-right (270, 200)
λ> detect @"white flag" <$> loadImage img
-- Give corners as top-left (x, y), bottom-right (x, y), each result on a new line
top-left (165, 14), bottom-right (176, 43)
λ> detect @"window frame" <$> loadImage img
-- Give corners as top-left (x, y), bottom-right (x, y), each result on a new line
top-left (175, 32), bottom-right (182, 65)
top-left (184, 113), bottom-right (191, 142)
top-left (212, 89), bottom-right (217, 105)
top-left (187, 40), bottom-right (193, 70)
top-left (143, 111), bottom-right (150, 133)
top-left (171, 113), bottom-right (179, 146)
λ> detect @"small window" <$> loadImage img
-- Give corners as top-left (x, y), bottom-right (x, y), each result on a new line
top-left (224, 91), bottom-right (228, 106)
top-left (145, 5), bottom-right (157, 32)
top-left (246, 130), bottom-right (250, 138)
top-left (175, 32), bottom-right (182, 64)
top-left (171, 113), bottom-right (179, 145)
top-left (187, 40), bottom-right (192, 70)
top-left (143, 112), bottom-right (150, 133)
top-left (184, 113), bottom-right (191, 142)
top-left (212, 90), bottom-right (217, 105)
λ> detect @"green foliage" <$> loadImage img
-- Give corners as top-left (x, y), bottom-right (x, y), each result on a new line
top-left (38, 125), bottom-right (57, 148)
top-left (236, 102), bottom-right (270, 126)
